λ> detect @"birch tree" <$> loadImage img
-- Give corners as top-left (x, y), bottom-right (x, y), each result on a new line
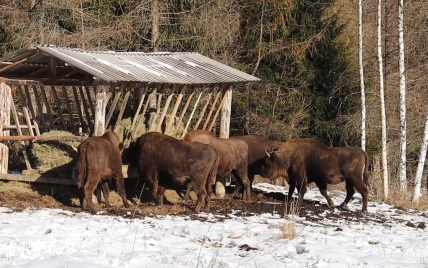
top-left (398, 0), bottom-right (407, 189)
top-left (359, 0), bottom-right (367, 151)
top-left (413, 107), bottom-right (428, 201)
top-left (377, 0), bottom-right (388, 198)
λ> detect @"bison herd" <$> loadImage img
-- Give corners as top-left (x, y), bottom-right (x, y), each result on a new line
top-left (77, 130), bottom-right (370, 214)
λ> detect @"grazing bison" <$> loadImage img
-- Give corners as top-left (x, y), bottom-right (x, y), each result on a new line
top-left (260, 138), bottom-right (369, 212)
top-left (130, 132), bottom-right (218, 213)
top-left (234, 135), bottom-right (285, 192)
top-left (183, 130), bottom-right (251, 200)
top-left (77, 131), bottom-right (129, 214)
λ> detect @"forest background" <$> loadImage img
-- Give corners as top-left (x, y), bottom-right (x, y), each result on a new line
top-left (0, 0), bottom-right (427, 189)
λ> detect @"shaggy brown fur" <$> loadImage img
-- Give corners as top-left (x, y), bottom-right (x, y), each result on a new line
top-left (129, 132), bottom-right (219, 213)
top-left (183, 130), bottom-right (251, 200)
top-left (260, 138), bottom-right (369, 212)
top-left (234, 135), bottom-right (285, 192)
top-left (77, 131), bottom-right (129, 214)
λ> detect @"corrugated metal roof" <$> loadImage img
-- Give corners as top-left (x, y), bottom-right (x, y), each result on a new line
top-left (0, 45), bottom-right (260, 85)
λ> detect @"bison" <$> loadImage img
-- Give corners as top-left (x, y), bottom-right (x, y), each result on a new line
top-left (129, 132), bottom-right (218, 213)
top-left (234, 135), bottom-right (285, 193)
top-left (260, 138), bottom-right (369, 212)
top-left (183, 130), bottom-right (251, 200)
top-left (77, 131), bottom-right (130, 214)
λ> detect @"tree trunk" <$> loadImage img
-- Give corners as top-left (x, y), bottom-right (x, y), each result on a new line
top-left (398, 0), bottom-right (407, 190)
top-left (359, 0), bottom-right (367, 151)
top-left (151, 0), bottom-right (159, 52)
top-left (378, 0), bottom-right (389, 198)
top-left (412, 105), bottom-right (428, 202)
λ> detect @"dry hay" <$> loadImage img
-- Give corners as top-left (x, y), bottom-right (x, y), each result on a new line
top-left (30, 130), bottom-right (80, 176)
top-left (114, 117), bottom-right (146, 143)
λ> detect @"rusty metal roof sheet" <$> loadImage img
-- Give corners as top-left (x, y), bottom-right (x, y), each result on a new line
top-left (0, 45), bottom-right (260, 86)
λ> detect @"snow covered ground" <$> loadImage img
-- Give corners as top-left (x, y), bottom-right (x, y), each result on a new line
top-left (0, 183), bottom-right (427, 268)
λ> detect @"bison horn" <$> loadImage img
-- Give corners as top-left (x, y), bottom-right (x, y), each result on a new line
top-left (265, 147), bottom-right (271, 158)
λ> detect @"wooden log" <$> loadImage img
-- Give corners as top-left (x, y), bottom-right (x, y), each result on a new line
top-left (155, 90), bottom-right (175, 132)
top-left (181, 91), bottom-right (203, 139)
top-left (24, 85), bottom-right (37, 120)
top-left (172, 91), bottom-right (194, 137)
top-left (0, 135), bottom-right (86, 142)
top-left (113, 89), bottom-right (130, 132)
top-left (219, 86), bottom-right (232, 138)
top-left (193, 91), bottom-right (213, 130)
top-left (202, 89), bottom-right (221, 130)
top-left (165, 86), bottom-right (186, 134)
top-left (94, 85), bottom-right (110, 136)
top-left (105, 85), bottom-right (123, 129)
top-left (10, 100), bottom-right (32, 170)
top-left (0, 173), bottom-right (78, 185)
top-left (50, 86), bottom-right (67, 130)
top-left (0, 82), bottom-right (11, 173)
top-left (61, 86), bottom-right (77, 133)
top-left (208, 89), bottom-right (229, 132)
top-left (84, 86), bottom-right (95, 119)
top-left (72, 86), bottom-right (87, 133)
top-left (32, 86), bottom-right (48, 132)
top-left (40, 86), bottom-right (55, 128)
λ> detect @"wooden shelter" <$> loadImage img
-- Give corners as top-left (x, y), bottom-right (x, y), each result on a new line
top-left (0, 45), bottom-right (260, 182)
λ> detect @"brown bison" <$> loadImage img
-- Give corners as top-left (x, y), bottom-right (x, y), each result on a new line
top-left (260, 138), bottom-right (369, 212)
top-left (130, 132), bottom-right (218, 213)
top-left (77, 131), bottom-right (129, 214)
top-left (234, 135), bottom-right (285, 193)
top-left (183, 130), bottom-right (251, 200)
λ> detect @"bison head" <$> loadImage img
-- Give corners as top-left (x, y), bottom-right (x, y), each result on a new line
top-left (260, 147), bottom-right (283, 179)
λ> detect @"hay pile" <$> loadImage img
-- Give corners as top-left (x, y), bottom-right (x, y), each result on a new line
top-left (114, 117), bottom-right (146, 142)
top-left (31, 130), bottom-right (80, 176)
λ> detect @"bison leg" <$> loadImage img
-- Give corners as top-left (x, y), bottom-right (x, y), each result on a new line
top-left (316, 182), bottom-right (335, 208)
top-left (296, 177), bottom-right (308, 204)
top-left (346, 179), bottom-right (369, 213)
top-left (204, 178), bottom-right (213, 212)
top-left (192, 178), bottom-right (207, 213)
top-left (83, 174), bottom-right (99, 214)
top-left (114, 173), bottom-right (130, 209)
top-left (157, 186), bottom-right (166, 206)
top-left (183, 181), bottom-right (193, 201)
top-left (232, 170), bottom-right (251, 201)
top-left (287, 179), bottom-right (296, 203)
top-left (100, 182), bottom-right (110, 208)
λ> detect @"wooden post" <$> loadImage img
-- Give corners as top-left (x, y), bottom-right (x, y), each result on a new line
top-left (133, 87), bottom-right (144, 115)
top-left (50, 86), bottom-right (67, 131)
top-left (219, 86), bottom-right (232, 138)
top-left (0, 82), bottom-right (11, 173)
top-left (84, 86), bottom-right (95, 119)
top-left (10, 100), bottom-right (32, 170)
top-left (131, 90), bottom-right (155, 139)
top-left (61, 86), bottom-right (77, 134)
top-left (72, 86), bottom-right (87, 133)
top-left (113, 89), bottom-right (130, 132)
top-left (105, 85), bottom-right (123, 129)
top-left (32, 86), bottom-right (48, 132)
top-left (79, 87), bottom-right (91, 127)
top-left (172, 91), bottom-right (194, 137)
top-left (155, 88), bottom-right (175, 132)
top-left (165, 86), bottom-right (186, 134)
top-left (202, 89), bottom-right (221, 130)
top-left (208, 89), bottom-right (229, 132)
top-left (40, 86), bottom-right (55, 129)
top-left (149, 92), bottom-right (163, 131)
top-left (181, 91), bottom-right (203, 139)
top-left (23, 85), bottom-right (37, 120)
top-left (94, 85), bottom-right (109, 136)
top-left (194, 90), bottom-right (213, 130)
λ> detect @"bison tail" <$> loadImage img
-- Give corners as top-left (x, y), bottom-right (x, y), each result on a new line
top-left (77, 144), bottom-right (88, 189)
top-left (363, 152), bottom-right (370, 187)
top-left (208, 152), bottom-right (219, 186)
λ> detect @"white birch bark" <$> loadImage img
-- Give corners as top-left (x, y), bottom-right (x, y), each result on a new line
top-left (359, 0), bottom-right (367, 151)
top-left (398, 0), bottom-right (407, 189)
top-left (377, 0), bottom-right (389, 198)
top-left (413, 106), bottom-right (428, 201)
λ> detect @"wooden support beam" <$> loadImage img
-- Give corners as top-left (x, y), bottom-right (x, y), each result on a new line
top-left (0, 82), bottom-right (11, 173)
top-left (155, 89), bottom-right (175, 132)
top-left (48, 58), bottom-right (57, 81)
top-left (10, 100), bottom-right (32, 170)
top-left (133, 87), bottom-right (144, 115)
top-left (165, 86), bottom-right (186, 134)
top-left (40, 86), bottom-right (55, 128)
top-left (202, 89), bottom-right (221, 130)
top-left (105, 86), bottom-right (123, 129)
top-left (94, 85), bottom-right (109, 136)
top-left (61, 86), bottom-right (77, 134)
top-left (0, 135), bottom-right (86, 142)
top-left (131, 90), bottom-right (155, 139)
top-left (219, 86), bottom-right (233, 138)
top-left (79, 86), bottom-right (91, 127)
top-left (130, 89), bottom-right (147, 133)
top-left (32, 86), bottom-right (48, 132)
top-left (23, 85), bottom-right (37, 120)
top-left (16, 86), bottom-right (27, 107)
top-left (113, 89), bottom-right (130, 132)
top-left (149, 93), bottom-right (163, 131)
top-left (84, 86), bottom-right (95, 120)
top-left (22, 107), bottom-right (34, 136)
top-left (28, 66), bottom-right (48, 77)
top-left (208, 89), bottom-right (229, 132)
top-left (181, 91), bottom-right (203, 139)
top-left (0, 173), bottom-right (78, 185)
top-left (50, 86), bottom-right (67, 130)
top-left (0, 57), bottom-right (29, 72)
top-left (33, 120), bottom-right (41, 136)
top-left (72, 86), bottom-right (87, 133)
top-left (172, 91), bottom-right (194, 137)
top-left (194, 91), bottom-right (213, 130)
